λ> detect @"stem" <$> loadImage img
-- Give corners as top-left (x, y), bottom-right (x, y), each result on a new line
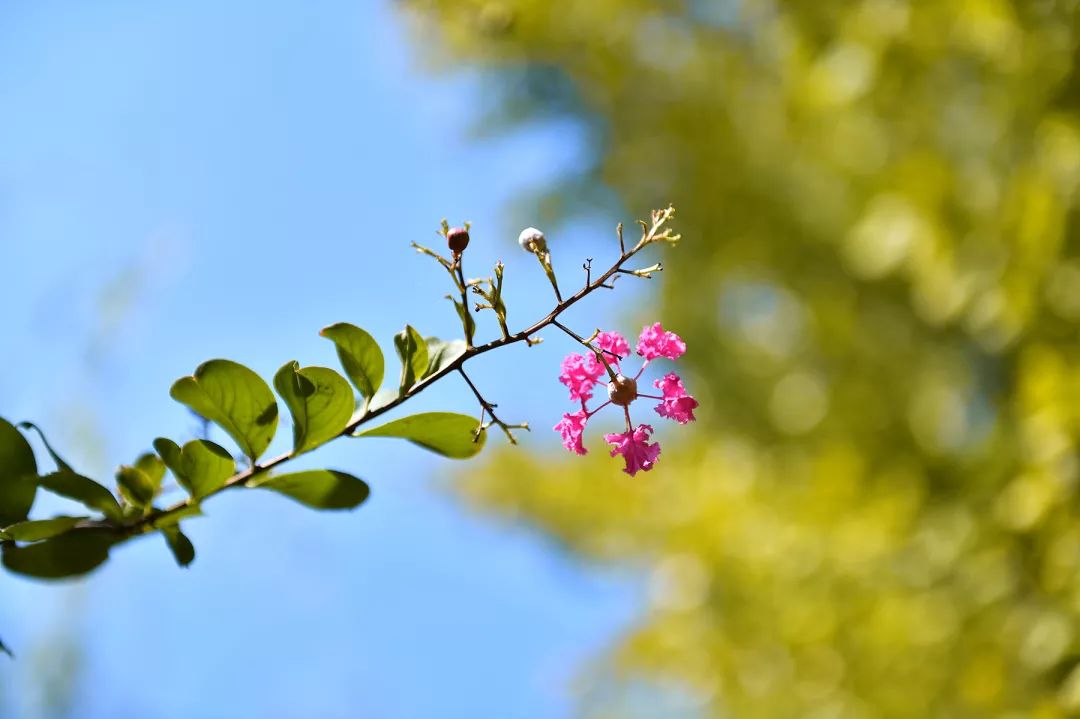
top-left (454, 261), bottom-right (474, 347)
top-left (85, 227), bottom-right (653, 536)
top-left (586, 400), bottom-right (612, 418)
top-left (551, 320), bottom-right (619, 381)
top-left (458, 368), bottom-right (526, 444)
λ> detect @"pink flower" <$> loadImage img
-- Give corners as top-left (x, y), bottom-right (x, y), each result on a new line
top-left (554, 322), bottom-right (694, 475)
top-left (604, 424), bottom-right (662, 476)
top-left (636, 322), bottom-right (686, 361)
top-left (595, 331), bottom-right (630, 368)
top-left (554, 410), bottom-right (589, 455)
top-left (654, 373), bottom-right (698, 424)
top-left (559, 352), bottom-right (604, 401)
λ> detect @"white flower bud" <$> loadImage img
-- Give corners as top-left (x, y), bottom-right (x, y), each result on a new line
top-left (518, 227), bottom-right (547, 254)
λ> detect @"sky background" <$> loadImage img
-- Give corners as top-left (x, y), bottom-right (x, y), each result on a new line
top-left (0, 2), bottom-right (657, 717)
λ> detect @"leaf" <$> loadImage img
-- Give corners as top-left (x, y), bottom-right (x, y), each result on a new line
top-left (2, 529), bottom-right (118, 580)
top-left (115, 465), bottom-right (156, 507)
top-left (249, 469), bottom-right (370, 510)
top-left (355, 412), bottom-right (486, 459)
top-left (394, 325), bottom-right (429, 394)
top-left (17, 422), bottom-right (72, 472)
top-left (181, 440), bottom-right (234, 499)
top-left (424, 337), bottom-right (467, 378)
top-left (0, 417), bottom-right (37, 526)
top-left (161, 526), bottom-right (195, 567)
top-left (169, 359), bottom-right (279, 462)
top-left (320, 323), bottom-right (384, 401)
top-left (273, 362), bottom-right (355, 454)
top-left (1, 516), bottom-right (86, 542)
top-left (0, 638), bottom-right (11, 658)
top-left (135, 453), bottom-right (165, 495)
top-left (153, 437), bottom-right (183, 474)
top-left (154, 437), bottom-right (235, 499)
top-left (38, 472), bottom-right (122, 520)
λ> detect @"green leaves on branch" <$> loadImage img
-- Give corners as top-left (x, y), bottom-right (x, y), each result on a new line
top-left (0, 301), bottom-right (505, 584)
top-left (320, 323), bottom-right (384, 402)
top-left (356, 412), bottom-right (486, 459)
top-left (154, 437), bottom-right (234, 499)
top-left (249, 470), bottom-right (370, 510)
top-left (395, 325), bottom-right (429, 394)
top-left (274, 362), bottom-right (354, 454)
top-left (170, 359), bottom-right (279, 462)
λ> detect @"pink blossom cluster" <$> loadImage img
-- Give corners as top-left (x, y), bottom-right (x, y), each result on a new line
top-left (554, 323), bottom-right (698, 476)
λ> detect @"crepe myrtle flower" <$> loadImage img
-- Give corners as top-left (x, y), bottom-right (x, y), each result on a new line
top-left (554, 322), bottom-right (697, 476)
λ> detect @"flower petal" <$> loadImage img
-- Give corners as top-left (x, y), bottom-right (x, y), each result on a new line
top-left (604, 424), bottom-right (661, 476)
top-left (636, 323), bottom-right (687, 361)
top-left (554, 410), bottom-right (589, 455)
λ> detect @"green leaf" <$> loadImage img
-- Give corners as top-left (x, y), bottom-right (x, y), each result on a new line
top-left (1, 516), bottom-right (86, 542)
top-left (161, 526), bottom-right (195, 567)
top-left (115, 465), bottom-right (156, 507)
top-left (37, 471), bottom-right (122, 520)
top-left (0, 638), bottom-right (11, 658)
top-left (355, 412), bottom-right (486, 459)
top-left (424, 337), bottom-right (467, 378)
top-left (320, 323), bottom-right (384, 401)
top-left (17, 422), bottom-right (72, 472)
top-left (249, 469), bottom-right (370, 510)
top-left (153, 437), bottom-right (183, 474)
top-left (154, 437), bottom-right (235, 499)
top-left (394, 325), bottom-right (429, 394)
top-left (169, 359), bottom-right (279, 462)
top-left (181, 440), bottom-right (234, 499)
top-left (135, 452), bottom-right (165, 495)
top-left (273, 362), bottom-right (355, 454)
top-left (0, 417), bottom-right (37, 526)
top-left (2, 528), bottom-right (117, 580)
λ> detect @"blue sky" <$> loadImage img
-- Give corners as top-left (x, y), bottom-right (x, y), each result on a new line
top-left (0, 3), bottom-right (649, 717)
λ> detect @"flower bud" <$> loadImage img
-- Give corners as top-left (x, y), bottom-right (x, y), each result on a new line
top-left (607, 374), bottom-right (638, 407)
top-left (518, 227), bottom-right (547, 254)
top-left (447, 227), bottom-right (470, 255)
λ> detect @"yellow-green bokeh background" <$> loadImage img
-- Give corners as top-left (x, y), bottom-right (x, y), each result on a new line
top-left (406, 1), bottom-right (1080, 716)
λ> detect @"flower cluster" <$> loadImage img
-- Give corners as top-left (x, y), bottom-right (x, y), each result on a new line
top-left (554, 323), bottom-right (698, 476)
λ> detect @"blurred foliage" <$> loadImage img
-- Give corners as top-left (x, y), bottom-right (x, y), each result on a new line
top-left (403, 0), bottom-right (1080, 716)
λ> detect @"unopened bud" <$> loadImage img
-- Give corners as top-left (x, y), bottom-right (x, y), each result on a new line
top-left (607, 374), bottom-right (638, 407)
top-left (447, 227), bottom-right (470, 255)
top-left (518, 227), bottom-right (547, 254)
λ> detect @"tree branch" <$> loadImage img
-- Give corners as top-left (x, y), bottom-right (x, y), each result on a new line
top-left (81, 212), bottom-right (668, 536)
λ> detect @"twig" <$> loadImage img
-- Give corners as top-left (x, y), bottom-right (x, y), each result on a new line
top-left (458, 368), bottom-right (528, 444)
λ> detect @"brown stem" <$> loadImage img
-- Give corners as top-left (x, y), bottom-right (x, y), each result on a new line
top-left (458, 368), bottom-right (527, 444)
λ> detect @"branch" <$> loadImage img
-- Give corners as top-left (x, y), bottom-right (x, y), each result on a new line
top-left (78, 211), bottom-right (670, 536)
